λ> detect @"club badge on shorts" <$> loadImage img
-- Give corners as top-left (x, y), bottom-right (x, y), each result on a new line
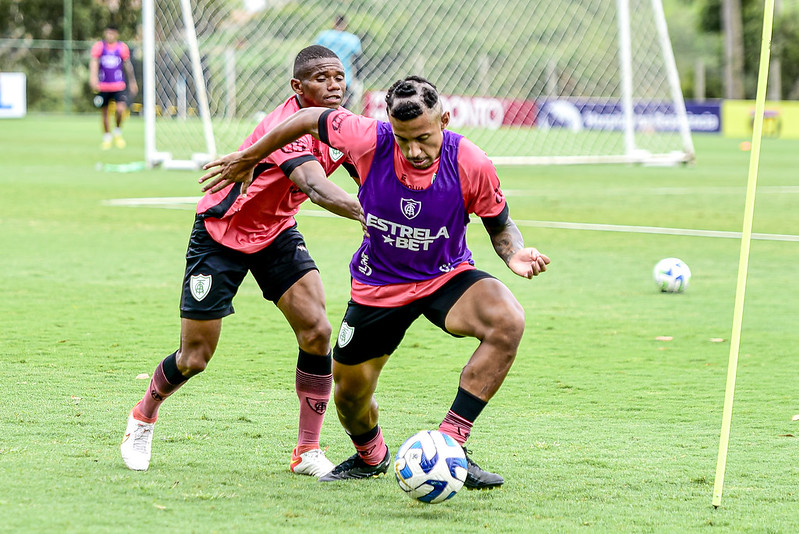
top-left (337, 320), bottom-right (354, 348)
top-left (190, 274), bottom-right (212, 301)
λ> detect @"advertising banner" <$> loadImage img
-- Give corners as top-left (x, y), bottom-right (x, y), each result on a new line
top-left (363, 91), bottom-right (536, 129)
top-left (0, 72), bottom-right (27, 118)
top-left (722, 100), bottom-right (799, 139)
top-left (363, 92), bottom-right (720, 133)
top-left (536, 99), bottom-right (720, 133)
top-left (684, 101), bottom-right (722, 133)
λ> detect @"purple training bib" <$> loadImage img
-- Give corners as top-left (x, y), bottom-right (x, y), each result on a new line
top-left (350, 121), bottom-right (473, 285)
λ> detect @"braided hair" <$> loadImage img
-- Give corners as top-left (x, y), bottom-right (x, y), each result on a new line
top-left (385, 76), bottom-right (440, 121)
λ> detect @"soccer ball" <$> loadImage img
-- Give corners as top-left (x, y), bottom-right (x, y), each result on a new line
top-left (394, 430), bottom-right (468, 504)
top-left (653, 257), bottom-right (691, 293)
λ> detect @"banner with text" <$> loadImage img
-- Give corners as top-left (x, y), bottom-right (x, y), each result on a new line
top-left (523, 98), bottom-right (720, 133)
top-left (363, 91), bottom-right (536, 129)
top-left (363, 92), bottom-right (720, 133)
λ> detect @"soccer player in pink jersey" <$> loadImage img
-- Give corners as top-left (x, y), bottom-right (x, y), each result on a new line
top-left (200, 76), bottom-right (550, 489)
top-left (120, 46), bottom-right (365, 478)
top-left (89, 25), bottom-right (138, 149)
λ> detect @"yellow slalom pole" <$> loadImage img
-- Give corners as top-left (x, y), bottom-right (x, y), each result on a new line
top-left (712, 0), bottom-right (775, 509)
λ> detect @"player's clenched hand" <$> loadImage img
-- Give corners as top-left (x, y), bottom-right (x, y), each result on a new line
top-left (199, 151), bottom-right (256, 196)
top-left (508, 248), bottom-right (550, 279)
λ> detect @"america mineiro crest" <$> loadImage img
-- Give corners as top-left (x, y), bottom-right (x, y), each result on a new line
top-left (329, 147), bottom-right (344, 161)
top-left (190, 274), bottom-right (212, 301)
top-left (400, 198), bottom-right (422, 220)
top-left (337, 320), bottom-right (354, 348)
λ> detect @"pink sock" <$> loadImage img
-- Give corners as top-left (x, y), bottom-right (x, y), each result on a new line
top-left (295, 368), bottom-right (332, 451)
top-left (134, 355), bottom-right (187, 422)
top-left (353, 427), bottom-right (387, 465)
top-left (438, 410), bottom-right (473, 446)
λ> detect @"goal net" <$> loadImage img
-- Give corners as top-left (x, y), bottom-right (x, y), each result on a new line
top-left (143, 0), bottom-right (694, 168)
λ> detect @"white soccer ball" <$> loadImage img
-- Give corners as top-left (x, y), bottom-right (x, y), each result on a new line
top-left (653, 257), bottom-right (691, 293)
top-left (394, 430), bottom-right (468, 504)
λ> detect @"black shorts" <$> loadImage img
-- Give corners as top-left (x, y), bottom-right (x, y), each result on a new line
top-left (180, 216), bottom-right (318, 320)
top-left (94, 90), bottom-right (127, 108)
top-left (333, 270), bottom-right (495, 365)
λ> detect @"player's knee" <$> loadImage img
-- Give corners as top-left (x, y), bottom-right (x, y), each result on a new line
top-left (333, 380), bottom-right (370, 413)
top-left (297, 319), bottom-right (332, 355)
top-left (333, 387), bottom-right (358, 414)
top-left (484, 301), bottom-right (525, 349)
top-left (176, 345), bottom-right (213, 377)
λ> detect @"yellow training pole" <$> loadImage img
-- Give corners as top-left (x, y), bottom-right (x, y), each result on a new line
top-left (712, 0), bottom-right (775, 509)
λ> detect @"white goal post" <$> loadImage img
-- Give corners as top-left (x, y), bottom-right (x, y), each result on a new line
top-left (143, 0), bottom-right (694, 169)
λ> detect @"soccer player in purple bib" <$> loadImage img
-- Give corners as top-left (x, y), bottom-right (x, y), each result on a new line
top-left (200, 76), bottom-right (550, 488)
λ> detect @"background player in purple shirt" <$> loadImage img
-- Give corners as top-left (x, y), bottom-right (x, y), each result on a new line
top-left (89, 24), bottom-right (138, 149)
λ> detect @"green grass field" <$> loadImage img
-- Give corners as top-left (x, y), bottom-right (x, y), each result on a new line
top-left (2, 115), bottom-right (799, 533)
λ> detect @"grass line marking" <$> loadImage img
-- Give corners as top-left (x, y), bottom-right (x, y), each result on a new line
top-left (104, 197), bottom-right (799, 242)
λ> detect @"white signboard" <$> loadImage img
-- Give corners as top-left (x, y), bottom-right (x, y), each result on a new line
top-left (0, 72), bottom-right (27, 118)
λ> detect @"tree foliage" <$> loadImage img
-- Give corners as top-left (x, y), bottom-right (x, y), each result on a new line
top-left (669, 0), bottom-right (799, 98)
top-left (0, 0), bottom-right (139, 42)
top-left (0, 0), bottom-right (140, 111)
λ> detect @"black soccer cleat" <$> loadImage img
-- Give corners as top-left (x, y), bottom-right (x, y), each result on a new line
top-left (319, 446), bottom-right (391, 481)
top-left (463, 447), bottom-right (504, 489)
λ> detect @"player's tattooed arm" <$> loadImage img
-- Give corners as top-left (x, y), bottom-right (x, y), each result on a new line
top-left (482, 207), bottom-right (550, 279)
top-left (482, 212), bottom-right (523, 264)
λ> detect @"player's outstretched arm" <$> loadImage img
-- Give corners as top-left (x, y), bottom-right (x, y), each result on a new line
top-left (199, 107), bottom-right (328, 196)
top-left (290, 160), bottom-right (366, 230)
top-left (482, 214), bottom-right (550, 279)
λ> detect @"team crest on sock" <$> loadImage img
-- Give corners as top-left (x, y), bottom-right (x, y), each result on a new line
top-left (357, 445), bottom-right (376, 459)
top-left (190, 274), bottom-right (212, 301)
top-left (305, 397), bottom-right (328, 415)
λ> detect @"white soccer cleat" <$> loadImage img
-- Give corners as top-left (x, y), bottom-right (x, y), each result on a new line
top-left (290, 447), bottom-right (336, 478)
top-left (120, 412), bottom-right (155, 471)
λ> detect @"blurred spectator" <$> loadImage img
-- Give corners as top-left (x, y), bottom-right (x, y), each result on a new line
top-left (315, 15), bottom-right (362, 111)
